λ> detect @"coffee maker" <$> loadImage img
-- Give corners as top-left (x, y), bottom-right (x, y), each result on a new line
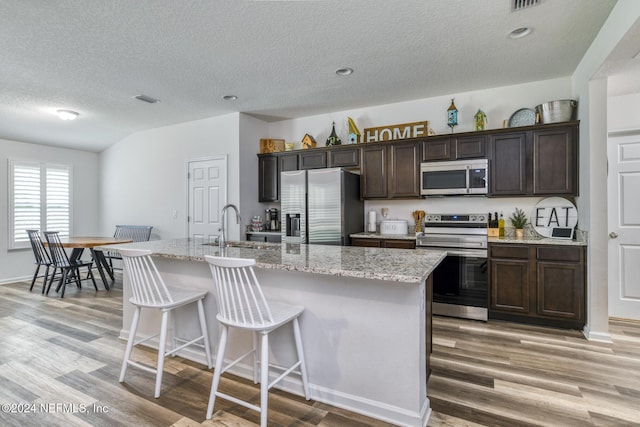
top-left (268, 208), bottom-right (279, 231)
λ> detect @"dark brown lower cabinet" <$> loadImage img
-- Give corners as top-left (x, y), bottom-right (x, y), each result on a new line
top-left (351, 237), bottom-right (416, 249)
top-left (489, 243), bottom-right (585, 329)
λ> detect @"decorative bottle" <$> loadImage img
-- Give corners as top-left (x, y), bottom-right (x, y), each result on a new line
top-left (498, 211), bottom-right (505, 237)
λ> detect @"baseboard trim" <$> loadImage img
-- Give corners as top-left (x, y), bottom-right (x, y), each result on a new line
top-left (0, 276), bottom-right (31, 285)
top-left (582, 325), bottom-right (612, 342)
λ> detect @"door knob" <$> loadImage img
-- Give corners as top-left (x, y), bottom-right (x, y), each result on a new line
top-left (609, 232), bottom-right (618, 239)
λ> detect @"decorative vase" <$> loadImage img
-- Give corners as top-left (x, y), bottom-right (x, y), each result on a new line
top-left (515, 228), bottom-right (524, 239)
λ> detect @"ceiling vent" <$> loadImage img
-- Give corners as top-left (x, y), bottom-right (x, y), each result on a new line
top-left (512, 0), bottom-right (540, 12)
top-left (134, 94), bottom-right (160, 104)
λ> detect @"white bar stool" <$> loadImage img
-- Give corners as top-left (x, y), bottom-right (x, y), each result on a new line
top-left (204, 255), bottom-right (310, 427)
top-left (118, 248), bottom-right (213, 398)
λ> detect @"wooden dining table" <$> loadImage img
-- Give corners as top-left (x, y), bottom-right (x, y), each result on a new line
top-left (44, 236), bottom-right (133, 290)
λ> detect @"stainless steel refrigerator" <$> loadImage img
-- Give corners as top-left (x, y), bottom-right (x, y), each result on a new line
top-left (281, 168), bottom-right (364, 245)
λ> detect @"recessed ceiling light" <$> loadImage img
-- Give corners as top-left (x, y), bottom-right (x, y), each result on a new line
top-left (335, 67), bottom-right (354, 76)
top-left (222, 95), bottom-right (238, 101)
top-left (508, 27), bottom-right (532, 39)
top-left (56, 109), bottom-right (79, 120)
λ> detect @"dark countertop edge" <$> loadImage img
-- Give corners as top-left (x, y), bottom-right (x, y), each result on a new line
top-left (350, 232), bottom-right (417, 241)
top-left (488, 236), bottom-right (587, 246)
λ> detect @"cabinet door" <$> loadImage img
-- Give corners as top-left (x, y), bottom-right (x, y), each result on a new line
top-left (532, 127), bottom-right (577, 195)
top-left (490, 258), bottom-right (530, 314)
top-left (361, 145), bottom-right (387, 198)
top-left (489, 132), bottom-right (528, 196)
top-left (279, 153), bottom-right (298, 172)
top-left (389, 142), bottom-right (421, 198)
top-left (537, 261), bottom-right (584, 321)
top-left (329, 147), bottom-right (360, 168)
top-left (299, 151), bottom-right (327, 170)
top-left (351, 238), bottom-right (382, 247)
top-left (454, 135), bottom-right (486, 159)
top-left (258, 155), bottom-right (278, 202)
top-left (383, 239), bottom-right (416, 249)
top-left (422, 137), bottom-right (451, 161)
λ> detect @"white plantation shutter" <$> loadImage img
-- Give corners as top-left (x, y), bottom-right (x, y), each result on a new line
top-left (46, 166), bottom-right (70, 238)
top-left (8, 160), bottom-right (72, 249)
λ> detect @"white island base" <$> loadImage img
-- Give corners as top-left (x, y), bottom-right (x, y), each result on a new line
top-left (113, 242), bottom-right (439, 427)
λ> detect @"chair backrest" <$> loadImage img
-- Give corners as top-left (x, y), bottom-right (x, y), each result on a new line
top-left (114, 225), bottom-right (153, 242)
top-left (119, 248), bottom-right (174, 305)
top-left (26, 229), bottom-right (51, 265)
top-left (43, 231), bottom-right (70, 267)
top-left (205, 255), bottom-right (273, 326)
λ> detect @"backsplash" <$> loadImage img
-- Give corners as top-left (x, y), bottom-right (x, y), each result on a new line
top-left (365, 197), bottom-right (546, 231)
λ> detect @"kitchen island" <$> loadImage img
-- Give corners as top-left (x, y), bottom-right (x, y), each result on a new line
top-left (98, 238), bottom-right (446, 426)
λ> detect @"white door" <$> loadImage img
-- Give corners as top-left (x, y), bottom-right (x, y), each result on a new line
top-left (608, 131), bottom-right (640, 320)
top-left (188, 156), bottom-right (227, 243)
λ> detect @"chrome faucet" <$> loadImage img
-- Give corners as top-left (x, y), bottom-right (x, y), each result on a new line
top-left (219, 204), bottom-right (242, 249)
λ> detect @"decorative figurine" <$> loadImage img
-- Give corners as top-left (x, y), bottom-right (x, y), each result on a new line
top-left (447, 99), bottom-right (458, 132)
top-left (302, 133), bottom-right (316, 149)
top-left (347, 117), bottom-right (361, 144)
top-left (326, 121), bottom-right (342, 146)
top-left (474, 109), bottom-right (487, 131)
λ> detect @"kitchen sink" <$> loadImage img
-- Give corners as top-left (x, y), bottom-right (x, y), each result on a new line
top-left (202, 241), bottom-right (278, 250)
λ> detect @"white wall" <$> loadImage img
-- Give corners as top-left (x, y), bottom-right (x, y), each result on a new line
top-left (571, 0), bottom-right (640, 340)
top-left (239, 113), bottom-right (269, 229)
top-left (0, 138), bottom-right (99, 283)
top-left (608, 92), bottom-right (640, 131)
top-left (99, 113), bottom-right (243, 241)
top-left (268, 77), bottom-right (573, 227)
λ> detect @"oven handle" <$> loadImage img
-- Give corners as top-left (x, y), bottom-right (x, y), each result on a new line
top-left (417, 247), bottom-right (487, 258)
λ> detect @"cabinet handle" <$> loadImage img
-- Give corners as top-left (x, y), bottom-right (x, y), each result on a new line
top-left (609, 232), bottom-right (618, 239)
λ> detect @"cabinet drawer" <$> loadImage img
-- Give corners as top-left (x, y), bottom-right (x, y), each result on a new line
top-left (490, 244), bottom-right (529, 259)
top-left (384, 240), bottom-right (415, 249)
top-left (537, 246), bottom-right (581, 262)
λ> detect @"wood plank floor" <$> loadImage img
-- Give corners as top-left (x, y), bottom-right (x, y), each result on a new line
top-left (0, 276), bottom-right (639, 426)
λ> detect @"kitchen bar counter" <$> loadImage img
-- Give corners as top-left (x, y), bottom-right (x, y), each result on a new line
top-left (98, 239), bottom-right (444, 426)
top-left (99, 238), bottom-right (444, 283)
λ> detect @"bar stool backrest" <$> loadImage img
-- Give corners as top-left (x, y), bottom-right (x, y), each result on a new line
top-left (205, 256), bottom-right (274, 327)
top-left (26, 229), bottom-right (51, 265)
top-left (119, 248), bottom-right (174, 305)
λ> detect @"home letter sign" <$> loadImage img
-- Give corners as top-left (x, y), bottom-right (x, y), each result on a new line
top-left (364, 121), bottom-right (429, 143)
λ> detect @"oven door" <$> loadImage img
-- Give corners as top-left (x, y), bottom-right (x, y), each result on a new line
top-left (429, 248), bottom-right (488, 321)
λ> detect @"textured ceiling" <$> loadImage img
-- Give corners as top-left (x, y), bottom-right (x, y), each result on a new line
top-left (0, 0), bottom-right (619, 152)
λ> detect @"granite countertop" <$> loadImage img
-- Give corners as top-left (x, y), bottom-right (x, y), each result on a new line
top-left (350, 232), bottom-right (417, 241)
top-left (97, 238), bottom-right (445, 284)
top-left (488, 235), bottom-right (587, 246)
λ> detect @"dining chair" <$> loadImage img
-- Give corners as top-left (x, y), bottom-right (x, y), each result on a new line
top-left (118, 248), bottom-right (213, 398)
top-left (105, 225), bottom-right (153, 270)
top-left (204, 255), bottom-right (310, 427)
top-left (43, 231), bottom-right (97, 298)
top-left (26, 229), bottom-right (53, 293)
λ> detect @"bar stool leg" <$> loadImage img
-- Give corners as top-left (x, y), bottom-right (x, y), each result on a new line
top-left (259, 332), bottom-right (269, 427)
top-left (155, 310), bottom-right (169, 398)
top-left (206, 325), bottom-right (228, 419)
top-left (293, 318), bottom-right (311, 399)
top-left (197, 300), bottom-right (213, 368)
top-left (120, 306), bottom-right (141, 382)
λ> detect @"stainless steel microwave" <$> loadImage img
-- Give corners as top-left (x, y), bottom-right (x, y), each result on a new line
top-left (420, 159), bottom-right (488, 196)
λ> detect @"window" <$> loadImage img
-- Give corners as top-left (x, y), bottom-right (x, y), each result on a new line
top-left (8, 160), bottom-right (72, 249)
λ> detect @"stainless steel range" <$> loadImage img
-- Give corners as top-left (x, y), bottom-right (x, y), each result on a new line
top-left (416, 213), bottom-right (488, 321)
